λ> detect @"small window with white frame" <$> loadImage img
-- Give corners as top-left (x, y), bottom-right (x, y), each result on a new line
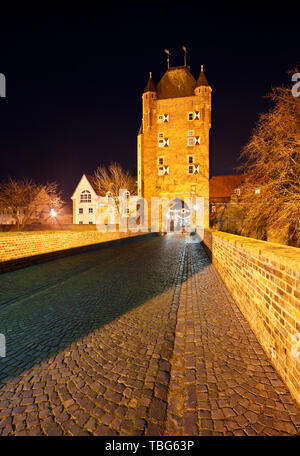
top-left (188, 130), bottom-right (194, 136)
top-left (187, 165), bottom-right (194, 174)
top-left (158, 132), bottom-right (164, 139)
top-left (79, 208), bottom-right (83, 214)
top-left (187, 137), bottom-right (194, 146)
top-left (233, 188), bottom-right (241, 196)
top-left (158, 114), bottom-right (169, 123)
top-left (158, 156), bottom-right (164, 165)
top-left (187, 155), bottom-right (194, 164)
top-left (89, 207), bottom-right (93, 214)
top-left (188, 112), bottom-right (193, 121)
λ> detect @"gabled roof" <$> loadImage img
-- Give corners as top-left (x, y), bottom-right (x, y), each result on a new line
top-left (85, 174), bottom-right (101, 195)
top-left (71, 174), bottom-right (100, 199)
top-left (209, 174), bottom-right (247, 198)
top-left (156, 66), bottom-right (197, 99)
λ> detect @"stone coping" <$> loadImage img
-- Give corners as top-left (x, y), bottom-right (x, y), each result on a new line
top-left (206, 229), bottom-right (300, 273)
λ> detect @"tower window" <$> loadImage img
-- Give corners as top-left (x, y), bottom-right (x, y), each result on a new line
top-left (188, 165), bottom-right (194, 174)
top-left (158, 114), bottom-right (169, 123)
top-left (188, 130), bottom-right (194, 136)
top-left (188, 112), bottom-right (193, 121)
top-left (187, 155), bottom-right (194, 164)
top-left (158, 166), bottom-right (169, 176)
top-left (158, 156), bottom-right (164, 165)
top-left (89, 208), bottom-right (93, 214)
top-left (79, 208), bottom-right (83, 214)
top-left (159, 138), bottom-right (169, 147)
top-left (187, 137), bottom-right (194, 146)
top-left (158, 132), bottom-right (164, 139)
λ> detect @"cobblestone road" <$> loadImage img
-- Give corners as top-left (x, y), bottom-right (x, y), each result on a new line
top-left (0, 234), bottom-right (299, 436)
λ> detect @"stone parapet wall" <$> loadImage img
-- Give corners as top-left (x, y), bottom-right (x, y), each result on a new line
top-left (0, 230), bottom-right (151, 273)
top-left (202, 229), bottom-right (300, 406)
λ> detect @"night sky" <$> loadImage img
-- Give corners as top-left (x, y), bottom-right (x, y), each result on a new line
top-left (0, 6), bottom-right (298, 200)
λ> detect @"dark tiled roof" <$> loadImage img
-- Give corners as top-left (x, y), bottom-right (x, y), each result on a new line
top-left (195, 68), bottom-right (210, 87)
top-left (209, 175), bottom-right (247, 198)
top-left (85, 174), bottom-right (101, 195)
top-left (156, 66), bottom-right (197, 99)
top-left (144, 75), bottom-right (156, 93)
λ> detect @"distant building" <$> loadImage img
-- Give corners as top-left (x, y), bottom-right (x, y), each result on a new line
top-left (71, 174), bottom-right (100, 225)
top-left (0, 188), bottom-right (72, 227)
top-left (71, 174), bottom-right (135, 226)
top-left (137, 62), bottom-right (212, 231)
top-left (209, 174), bottom-right (247, 212)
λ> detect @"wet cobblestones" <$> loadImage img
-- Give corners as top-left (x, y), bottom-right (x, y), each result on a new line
top-left (0, 234), bottom-right (299, 436)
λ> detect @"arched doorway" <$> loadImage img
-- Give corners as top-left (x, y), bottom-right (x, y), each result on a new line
top-left (167, 198), bottom-right (191, 232)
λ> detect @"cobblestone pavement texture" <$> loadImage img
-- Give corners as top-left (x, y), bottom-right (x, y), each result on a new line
top-left (0, 234), bottom-right (299, 436)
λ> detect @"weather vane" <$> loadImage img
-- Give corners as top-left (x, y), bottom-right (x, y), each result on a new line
top-left (164, 49), bottom-right (171, 69)
top-left (182, 45), bottom-right (187, 66)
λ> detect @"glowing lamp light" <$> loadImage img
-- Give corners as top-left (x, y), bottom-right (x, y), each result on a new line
top-left (50, 208), bottom-right (56, 217)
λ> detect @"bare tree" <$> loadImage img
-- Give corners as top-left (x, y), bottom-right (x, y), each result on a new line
top-left (0, 178), bottom-right (63, 230)
top-left (93, 162), bottom-right (137, 216)
top-left (237, 75), bottom-right (300, 245)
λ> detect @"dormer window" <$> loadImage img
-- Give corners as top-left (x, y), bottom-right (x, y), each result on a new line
top-left (80, 190), bottom-right (91, 203)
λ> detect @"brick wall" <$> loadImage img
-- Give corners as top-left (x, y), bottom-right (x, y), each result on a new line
top-left (0, 230), bottom-right (150, 273)
top-left (202, 229), bottom-right (300, 406)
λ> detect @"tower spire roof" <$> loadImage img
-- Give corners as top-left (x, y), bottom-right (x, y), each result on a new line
top-left (195, 65), bottom-right (210, 87)
top-left (143, 72), bottom-right (156, 93)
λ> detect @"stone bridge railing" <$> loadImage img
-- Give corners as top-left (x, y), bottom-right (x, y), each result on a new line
top-left (202, 229), bottom-right (300, 407)
top-left (0, 230), bottom-right (153, 273)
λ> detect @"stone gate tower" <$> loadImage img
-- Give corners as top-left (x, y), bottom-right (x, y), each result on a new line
top-left (137, 61), bottom-right (212, 231)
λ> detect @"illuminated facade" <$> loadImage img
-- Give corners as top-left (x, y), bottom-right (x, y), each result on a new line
top-left (137, 63), bottom-right (212, 230)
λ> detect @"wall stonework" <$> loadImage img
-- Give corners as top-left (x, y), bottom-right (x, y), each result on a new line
top-left (202, 229), bottom-right (300, 406)
top-left (0, 230), bottom-right (147, 269)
